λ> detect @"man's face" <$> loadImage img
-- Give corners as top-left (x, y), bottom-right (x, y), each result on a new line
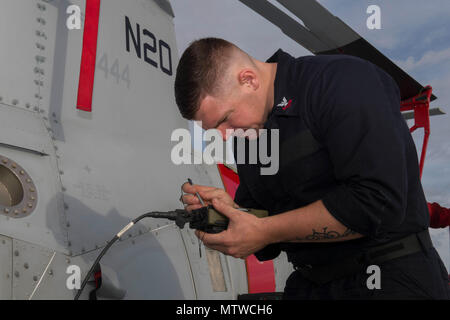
top-left (195, 89), bottom-right (267, 141)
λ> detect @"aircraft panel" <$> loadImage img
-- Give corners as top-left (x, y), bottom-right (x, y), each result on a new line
top-left (0, 0), bottom-right (45, 110)
top-left (0, 104), bottom-right (54, 155)
top-left (178, 156), bottom-right (248, 299)
top-left (12, 238), bottom-right (55, 299)
top-left (179, 217), bottom-right (238, 299)
top-left (275, 0), bottom-right (360, 49)
top-left (0, 235), bottom-right (13, 300)
top-left (20, 0), bottom-right (206, 256)
top-left (0, 107), bottom-right (68, 253)
top-left (34, 0), bottom-right (72, 132)
top-left (223, 254), bottom-right (249, 297)
top-left (77, 224), bottom-right (196, 299)
top-left (273, 252), bottom-right (294, 292)
top-left (237, 0), bottom-right (329, 53)
top-left (26, 250), bottom-right (74, 300)
top-left (18, 224), bottom-right (197, 300)
top-left (0, 0), bottom-right (291, 299)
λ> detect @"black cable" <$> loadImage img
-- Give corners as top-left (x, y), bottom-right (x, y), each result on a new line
top-left (74, 212), bottom-right (176, 300)
top-left (74, 234), bottom-right (119, 300)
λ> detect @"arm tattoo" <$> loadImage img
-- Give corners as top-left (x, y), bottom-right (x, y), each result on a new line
top-left (296, 227), bottom-right (358, 241)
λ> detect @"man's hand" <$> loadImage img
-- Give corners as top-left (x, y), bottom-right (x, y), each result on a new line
top-left (181, 182), bottom-right (238, 212)
top-left (195, 199), bottom-right (269, 259)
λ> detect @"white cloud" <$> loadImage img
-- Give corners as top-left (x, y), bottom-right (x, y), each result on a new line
top-left (318, 0), bottom-right (450, 55)
top-left (395, 47), bottom-right (450, 72)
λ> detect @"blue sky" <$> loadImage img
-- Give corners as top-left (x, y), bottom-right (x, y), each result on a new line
top-left (170, 0), bottom-right (450, 267)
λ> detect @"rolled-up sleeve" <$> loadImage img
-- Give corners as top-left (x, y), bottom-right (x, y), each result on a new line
top-left (309, 57), bottom-right (409, 241)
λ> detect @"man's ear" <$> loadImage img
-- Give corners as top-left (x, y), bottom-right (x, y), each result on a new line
top-left (238, 69), bottom-right (259, 90)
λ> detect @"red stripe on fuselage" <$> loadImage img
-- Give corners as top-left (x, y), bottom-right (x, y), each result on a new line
top-left (76, 0), bottom-right (101, 112)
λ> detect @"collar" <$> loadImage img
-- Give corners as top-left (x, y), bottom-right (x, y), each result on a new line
top-left (265, 49), bottom-right (300, 120)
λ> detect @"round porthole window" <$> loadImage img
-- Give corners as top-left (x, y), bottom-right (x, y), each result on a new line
top-left (0, 156), bottom-right (37, 218)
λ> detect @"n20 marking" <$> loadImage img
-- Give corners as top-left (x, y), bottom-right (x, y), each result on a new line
top-left (97, 53), bottom-right (131, 89)
top-left (125, 16), bottom-right (173, 76)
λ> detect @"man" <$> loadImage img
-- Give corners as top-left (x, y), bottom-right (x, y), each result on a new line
top-left (175, 37), bottom-right (450, 299)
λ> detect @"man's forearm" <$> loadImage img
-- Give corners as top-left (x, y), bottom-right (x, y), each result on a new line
top-left (261, 200), bottom-right (364, 243)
